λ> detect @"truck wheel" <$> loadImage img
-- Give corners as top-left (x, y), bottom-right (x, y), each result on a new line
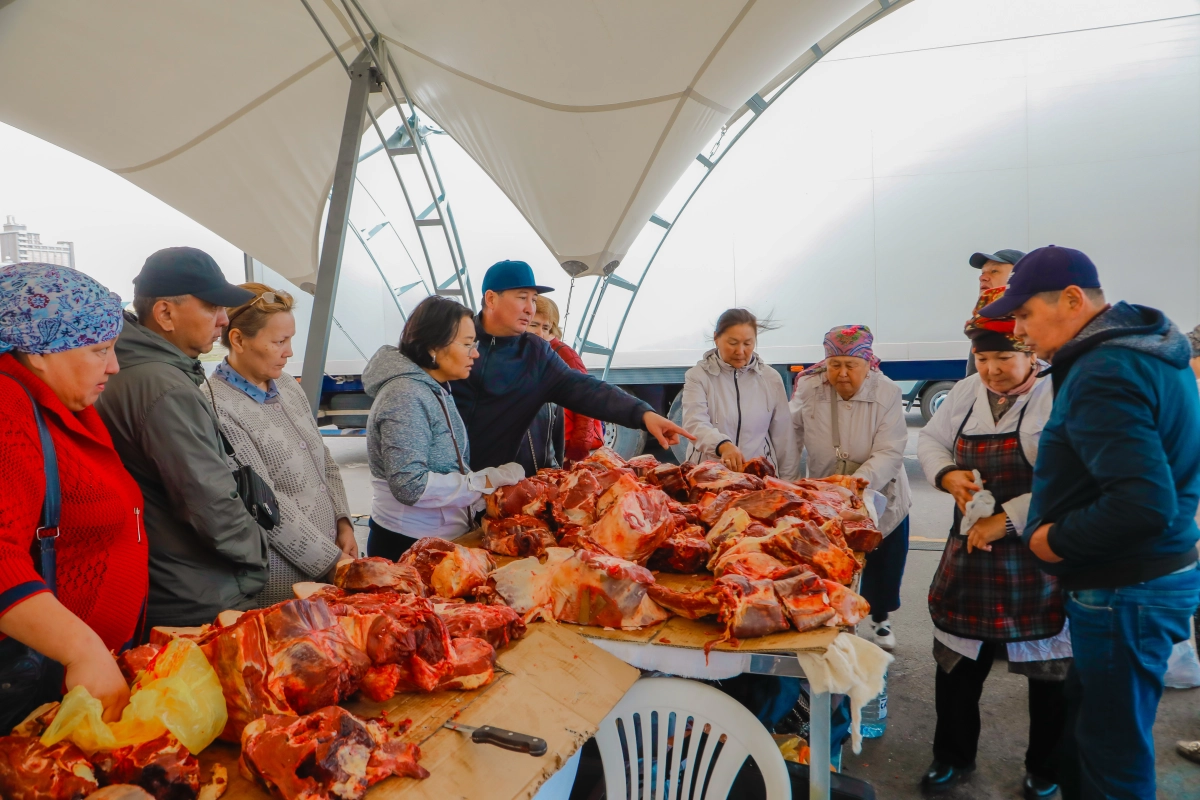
top-left (666, 391), bottom-right (690, 464)
top-left (919, 381), bottom-right (956, 423)
top-left (604, 422), bottom-right (646, 461)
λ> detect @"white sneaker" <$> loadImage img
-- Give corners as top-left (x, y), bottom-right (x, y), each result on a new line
top-left (873, 620), bottom-right (896, 651)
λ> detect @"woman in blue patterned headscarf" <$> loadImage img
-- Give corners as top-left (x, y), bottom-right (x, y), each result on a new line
top-left (0, 263), bottom-right (147, 730)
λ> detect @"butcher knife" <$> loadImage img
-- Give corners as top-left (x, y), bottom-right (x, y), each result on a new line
top-left (442, 720), bottom-right (548, 756)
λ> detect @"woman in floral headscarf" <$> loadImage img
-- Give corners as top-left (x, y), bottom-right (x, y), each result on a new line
top-left (915, 287), bottom-right (1067, 796)
top-left (0, 263), bottom-right (147, 730)
top-left (789, 325), bottom-right (911, 650)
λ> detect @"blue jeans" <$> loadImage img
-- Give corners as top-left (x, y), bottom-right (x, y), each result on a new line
top-left (1060, 564), bottom-right (1200, 800)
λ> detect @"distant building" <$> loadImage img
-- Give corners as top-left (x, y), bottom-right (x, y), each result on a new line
top-left (0, 216), bottom-right (75, 268)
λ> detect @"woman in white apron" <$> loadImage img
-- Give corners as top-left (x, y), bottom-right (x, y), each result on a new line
top-left (790, 325), bottom-right (911, 650)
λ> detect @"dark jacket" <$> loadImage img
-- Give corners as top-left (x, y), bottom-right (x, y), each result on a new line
top-left (516, 403), bottom-right (564, 476)
top-left (1025, 302), bottom-right (1200, 589)
top-left (451, 314), bottom-right (653, 470)
top-left (95, 312), bottom-right (270, 628)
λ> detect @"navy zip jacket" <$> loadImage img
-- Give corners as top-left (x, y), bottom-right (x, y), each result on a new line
top-left (451, 314), bottom-right (654, 471)
top-left (1025, 302), bottom-right (1200, 590)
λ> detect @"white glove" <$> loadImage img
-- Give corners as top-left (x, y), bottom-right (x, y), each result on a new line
top-left (468, 462), bottom-right (526, 494)
top-left (959, 469), bottom-right (996, 536)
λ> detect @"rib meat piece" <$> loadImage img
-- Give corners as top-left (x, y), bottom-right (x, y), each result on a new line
top-left (686, 461), bottom-right (763, 501)
top-left (434, 602), bottom-right (526, 649)
top-left (842, 519), bottom-right (884, 553)
top-left (199, 598), bottom-right (371, 741)
top-left (480, 515), bottom-right (558, 557)
top-left (741, 457), bottom-right (777, 479)
top-left (551, 469), bottom-right (603, 526)
top-left (772, 569), bottom-right (837, 632)
top-left (398, 539), bottom-right (495, 599)
top-left (239, 706), bottom-right (427, 800)
top-left (648, 575), bottom-right (788, 649)
top-left (582, 476), bottom-right (675, 564)
top-left (334, 558), bottom-right (426, 596)
top-left (580, 446), bottom-right (628, 471)
top-left (491, 547), bottom-right (668, 628)
top-left (727, 488), bottom-right (809, 523)
top-left (648, 524), bottom-right (711, 573)
top-left (91, 734), bottom-right (200, 800)
top-left (698, 489), bottom-right (751, 528)
top-left (704, 508), bottom-right (771, 553)
top-left (645, 463), bottom-right (690, 501)
top-left (757, 518), bottom-right (859, 584)
top-left (485, 477), bottom-right (558, 519)
top-left (625, 453), bottom-right (660, 477)
top-left (436, 637), bottom-right (496, 691)
top-left (0, 735), bottom-right (98, 800)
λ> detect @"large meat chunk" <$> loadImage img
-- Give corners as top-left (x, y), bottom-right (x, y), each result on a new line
top-left (741, 456), bottom-right (777, 479)
top-left (686, 461), bottom-right (763, 500)
top-left (582, 476), bottom-right (675, 564)
top-left (645, 463), bottom-right (690, 501)
top-left (485, 477), bottom-right (558, 519)
top-left (698, 489), bottom-right (750, 528)
top-left (491, 547), bottom-right (668, 629)
top-left (334, 558), bottom-right (426, 596)
top-left (712, 551), bottom-right (791, 581)
top-left (0, 735), bottom-right (97, 800)
top-left (580, 446), bottom-right (629, 472)
top-left (772, 569), bottom-right (837, 632)
top-left (705, 508), bottom-right (771, 551)
top-left (239, 707), bottom-right (427, 800)
top-left (710, 517), bottom-right (858, 584)
top-left (551, 469), bottom-right (603, 526)
top-left (199, 598), bottom-right (371, 741)
top-left (91, 734), bottom-right (200, 800)
top-left (625, 454), bottom-right (660, 477)
top-left (398, 539), bottom-right (495, 599)
top-left (648, 575), bottom-right (788, 650)
top-left (434, 602), bottom-right (526, 649)
top-left (728, 489), bottom-right (809, 524)
top-left (841, 519), bottom-right (884, 553)
top-left (436, 637), bottom-right (497, 691)
top-left (648, 524), bottom-right (711, 573)
top-left (823, 579), bottom-right (871, 626)
top-left (480, 515), bottom-right (558, 557)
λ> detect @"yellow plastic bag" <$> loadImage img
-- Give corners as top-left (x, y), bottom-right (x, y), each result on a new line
top-left (41, 639), bottom-right (227, 755)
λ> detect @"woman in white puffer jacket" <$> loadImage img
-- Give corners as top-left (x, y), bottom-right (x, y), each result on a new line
top-left (681, 308), bottom-right (800, 480)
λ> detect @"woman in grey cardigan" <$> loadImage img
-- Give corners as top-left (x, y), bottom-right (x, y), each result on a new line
top-left (364, 296), bottom-right (524, 559)
top-left (205, 284), bottom-right (357, 606)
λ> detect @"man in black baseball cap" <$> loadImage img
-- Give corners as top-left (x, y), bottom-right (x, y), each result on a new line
top-left (96, 247), bottom-right (269, 629)
top-left (969, 248), bottom-right (1026, 293)
top-left (980, 245), bottom-right (1200, 799)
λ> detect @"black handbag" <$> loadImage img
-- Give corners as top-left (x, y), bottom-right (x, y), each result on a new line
top-left (0, 372), bottom-right (67, 734)
top-left (207, 379), bottom-right (281, 531)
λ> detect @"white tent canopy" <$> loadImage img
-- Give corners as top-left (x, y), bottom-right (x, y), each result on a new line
top-left (0, 0), bottom-right (891, 284)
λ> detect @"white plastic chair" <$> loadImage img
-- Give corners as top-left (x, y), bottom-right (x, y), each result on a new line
top-left (595, 677), bottom-right (791, 800)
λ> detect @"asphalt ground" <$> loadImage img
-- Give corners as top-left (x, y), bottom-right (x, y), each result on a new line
top-left (325, 414), bottom-right (1200, 799)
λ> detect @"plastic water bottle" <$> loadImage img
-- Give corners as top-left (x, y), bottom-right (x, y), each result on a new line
top-left (860, 668), bottom-right (888, 738)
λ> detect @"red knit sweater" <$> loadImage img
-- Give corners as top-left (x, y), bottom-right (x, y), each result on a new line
top-left (0, 354), bottom-right (148, 652)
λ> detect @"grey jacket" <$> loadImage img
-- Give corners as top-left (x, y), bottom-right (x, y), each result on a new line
top-left (95, 312), bottom-right (269, 628)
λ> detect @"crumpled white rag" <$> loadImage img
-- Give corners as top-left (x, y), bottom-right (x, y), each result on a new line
top-left (959, 468), bottom-right (995, 537)
top-left (795, 632), bottom-right (893, 753)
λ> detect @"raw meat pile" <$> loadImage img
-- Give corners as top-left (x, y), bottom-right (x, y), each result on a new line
top-left (481, 447), bottom-right (878, 647)
top-left (1, 547), bottom-right (527, 800)
top-left (0, 704), bottom-right (228, 800)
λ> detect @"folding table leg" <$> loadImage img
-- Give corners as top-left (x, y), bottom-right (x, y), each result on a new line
top-left (809, 689), bottom-right (831, 800)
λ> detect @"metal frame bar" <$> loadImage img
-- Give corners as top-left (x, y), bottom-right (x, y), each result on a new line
top-left (582, 0), bottom-right (910, 381)
top-left (301, 44), bottom-right (377, 416)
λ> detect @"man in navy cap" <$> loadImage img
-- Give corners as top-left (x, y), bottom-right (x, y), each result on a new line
top-left (451, 260), bottom-right (692, 472)
top-left (980, 245), bottom-right (1200, 799)
top-left (97, 247), bottom-right (271, 629)
top-left (965, 248), bottom-right (1025, 376)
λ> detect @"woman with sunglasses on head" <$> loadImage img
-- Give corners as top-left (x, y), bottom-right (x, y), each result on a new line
top-left (205, 283), bottom-right (358, 606)
top-left (364, 295), bottom-right (526, 558)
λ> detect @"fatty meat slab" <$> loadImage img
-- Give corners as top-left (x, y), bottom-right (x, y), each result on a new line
top-left (397, 538), bottom-right (495, 599)
top-left (480, 514), bottom-right (558, 557)
top-left (239, 706), bottom-right (427, 800)
top-left (334, 557), bottom-right (426, 596)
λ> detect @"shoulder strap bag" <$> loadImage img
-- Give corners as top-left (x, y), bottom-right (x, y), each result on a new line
top-left (0, 372), bottom-right (67, 733)
top-left (206, 379), bottom-right (282, 531)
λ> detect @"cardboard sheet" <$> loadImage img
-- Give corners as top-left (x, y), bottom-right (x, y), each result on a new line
top-left (204, 625), bottom-right (638, 800)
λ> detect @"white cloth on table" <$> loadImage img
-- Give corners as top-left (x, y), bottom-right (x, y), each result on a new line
top-left (794, 632), bottom-right (892, 754)
top-left (932, 620), bottom-right (1073, 663)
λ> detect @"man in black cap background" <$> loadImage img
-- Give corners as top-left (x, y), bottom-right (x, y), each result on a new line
top-left (980, 245), bottom-right (1200, 800)
top-left (452, 259), bottom-right (692, 472)
top-left (964, 248), bottom-right (1025, 376)
top-left (96, 247), bottom-right (271, 629)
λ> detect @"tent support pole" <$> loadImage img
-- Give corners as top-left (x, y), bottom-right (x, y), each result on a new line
top-left (302, 45), bottom-right (378, 418)
top-left (242, 252), bottom-right (254, 282)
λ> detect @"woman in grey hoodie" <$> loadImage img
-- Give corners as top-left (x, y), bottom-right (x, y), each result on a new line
top-left (364, 296), bottom-right (524, 558)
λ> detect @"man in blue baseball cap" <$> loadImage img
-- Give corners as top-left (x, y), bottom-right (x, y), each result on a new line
top-left (451, 260), bottom-right (692, 472)
top-left (980, 245), bottom-right (1200, 799)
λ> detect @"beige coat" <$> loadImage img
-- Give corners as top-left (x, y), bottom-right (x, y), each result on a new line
top-left (789, 370), bottom-right (911, 536)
